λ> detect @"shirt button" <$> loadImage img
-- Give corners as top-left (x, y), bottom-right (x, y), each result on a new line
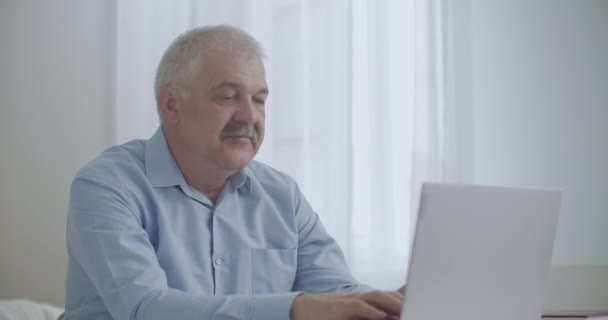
top-left (214, 258), bottom-right (223, 265)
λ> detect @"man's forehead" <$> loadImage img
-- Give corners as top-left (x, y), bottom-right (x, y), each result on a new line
top-left (196, 53), bottom-right (267, 91)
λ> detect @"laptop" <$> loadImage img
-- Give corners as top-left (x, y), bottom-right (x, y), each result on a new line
top-left (401, 183), bottom-right (561, 320)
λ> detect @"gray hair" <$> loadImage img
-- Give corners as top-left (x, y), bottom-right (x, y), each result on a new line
top-left (154, 25), bottom-right (265, 100)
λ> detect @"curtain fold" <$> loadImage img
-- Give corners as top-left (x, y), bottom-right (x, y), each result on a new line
top-left (113, 0), bottom-right (458, 289)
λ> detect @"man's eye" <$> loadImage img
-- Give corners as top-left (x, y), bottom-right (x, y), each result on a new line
top-left (222, 95), bottom-right (236, 100)
top-left (254, 98), bottom-right (266, 105)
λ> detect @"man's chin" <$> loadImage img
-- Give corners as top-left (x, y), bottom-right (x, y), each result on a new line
top-left (217, 151), bottom-right (256, 171)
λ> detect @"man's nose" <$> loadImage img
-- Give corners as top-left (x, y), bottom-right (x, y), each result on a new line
top-left (234, 97), bottom-right (258, 124)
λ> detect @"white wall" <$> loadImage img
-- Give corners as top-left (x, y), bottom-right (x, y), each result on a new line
top-left (467, 0), bottom-right (608, 310)
top-left (0, 0), bottom-right (112, 306)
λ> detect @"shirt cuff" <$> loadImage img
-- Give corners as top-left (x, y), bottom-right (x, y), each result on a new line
top-left (250, 292), bottom-right (302, 320)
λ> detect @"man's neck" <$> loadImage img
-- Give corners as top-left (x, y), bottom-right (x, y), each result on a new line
top-left (178, 157), bottom-right (236, 204)
top-left (164, 134), bottom-right (236, 205)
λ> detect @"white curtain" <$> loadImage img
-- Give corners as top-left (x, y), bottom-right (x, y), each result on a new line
top-left (113, 0), bottom-right (458, 289)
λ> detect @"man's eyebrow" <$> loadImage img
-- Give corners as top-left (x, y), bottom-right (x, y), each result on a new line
top-left (211, 82), bottom-right (269, 95)
top-left (211, 82), bottom-right (240, 91)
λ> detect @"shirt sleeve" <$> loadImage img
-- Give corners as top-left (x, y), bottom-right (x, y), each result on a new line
top-left (291, 185), bottom-right (373, 293)
top-left (67, 175), bottom-right (299, 320)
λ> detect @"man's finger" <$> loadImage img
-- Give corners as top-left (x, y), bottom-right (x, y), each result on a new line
top-left (389, 290), bottom-right (404, 303)
top-left (344, 299), bottom-right (388, 320)
top-left (359, 291), bottom-right (403, 316)
top-left (398, 284), bottom-right (406, 295)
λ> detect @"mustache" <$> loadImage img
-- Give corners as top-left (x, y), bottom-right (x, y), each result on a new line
top-left (220, 121), bottom-right (258, 142)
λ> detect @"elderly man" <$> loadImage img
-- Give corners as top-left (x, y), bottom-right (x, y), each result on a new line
top-left (65, 25), bottom-right (403, 320)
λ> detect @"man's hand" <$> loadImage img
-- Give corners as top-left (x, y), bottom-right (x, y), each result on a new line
top-left (398, 285), bottom-right (406, 295)
top-left (290, 289), bottom-right (404, 320)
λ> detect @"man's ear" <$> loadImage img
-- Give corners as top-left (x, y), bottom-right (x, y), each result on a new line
top-left (157, 86), bottom-right (180, 125)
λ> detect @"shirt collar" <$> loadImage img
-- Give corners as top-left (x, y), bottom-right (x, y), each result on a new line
top-left (230, 166), bottom-right (253, 194)
top-left (145, 127), bottom-right (253, 194)
top-left (145, 127), bottom-right (184, 187)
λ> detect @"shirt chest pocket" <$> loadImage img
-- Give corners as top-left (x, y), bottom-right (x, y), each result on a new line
top-left (251, 248), bottom-right (297, 294)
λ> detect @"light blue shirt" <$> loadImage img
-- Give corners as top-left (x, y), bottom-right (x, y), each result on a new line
top-left (65, 128), bottom-right (369, 320)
